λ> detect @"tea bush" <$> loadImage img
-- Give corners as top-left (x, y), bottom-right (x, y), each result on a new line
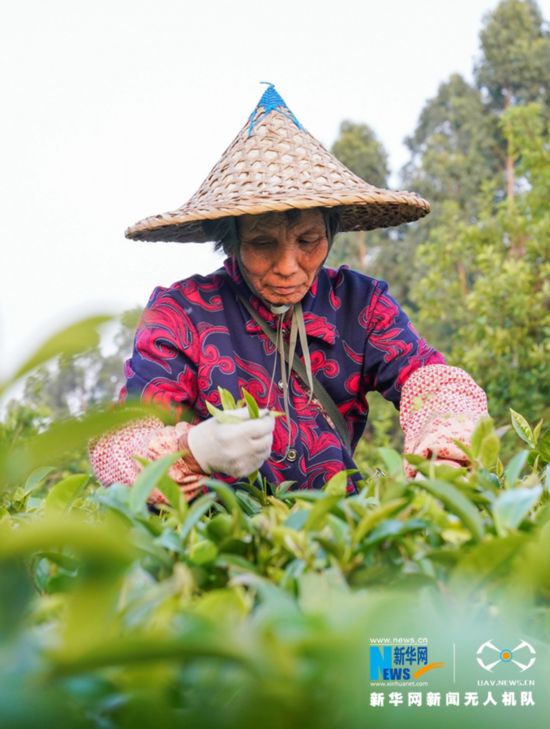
top-left (1, 319), bottom-right (549, 729)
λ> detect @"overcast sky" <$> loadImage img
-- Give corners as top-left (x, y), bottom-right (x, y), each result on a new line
top-left (2, 0), bottom-right (549, 378)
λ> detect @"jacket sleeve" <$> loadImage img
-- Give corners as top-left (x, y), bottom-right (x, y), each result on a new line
top-left (362, 280), bottom-right (445, 405)
top-left (121, 285), bottom-right (202, 415)
top-left (361, 281), bottom-right (488, 476)
top-left (89, 286), bottom-right (206, 500)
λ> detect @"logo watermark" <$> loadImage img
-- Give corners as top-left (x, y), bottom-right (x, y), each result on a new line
top-left (476, 639), bottom-right (536, 673)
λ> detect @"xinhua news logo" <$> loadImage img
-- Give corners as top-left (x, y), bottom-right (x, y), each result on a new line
top-left (476, 640), bottom-right (536, 673)
top-left (369, 644), bottom-right (444, 681)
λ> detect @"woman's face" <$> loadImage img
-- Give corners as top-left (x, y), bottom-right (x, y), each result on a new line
top-left (237, 209), bottom-right (329, 306)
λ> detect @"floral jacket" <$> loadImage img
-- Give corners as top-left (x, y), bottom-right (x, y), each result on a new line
top-left (119, 258), bottom-right (446, 492)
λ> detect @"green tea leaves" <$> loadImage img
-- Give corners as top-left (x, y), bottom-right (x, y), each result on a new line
top-left (130, 453), bottom-right (182, 513)
top-left (415, 478), bottom-right (485, 541)
top-left (218, 386), bottom-right (238, 411)
top-left (241, 388), bottom-right (260, 419)
top-left (493, 485), bottom-right (543, 535)
top-left (44, 474), bottom-right (89, 514)
top-left (510, 408), bottom-right (536, 448)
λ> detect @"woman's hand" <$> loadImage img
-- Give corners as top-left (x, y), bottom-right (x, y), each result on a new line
top-left (188, 407), bottom-right (275, 478)
top-left (399, 364), bottom-right (489, 479)
top-left (406, 413), bottom-right (475, 478)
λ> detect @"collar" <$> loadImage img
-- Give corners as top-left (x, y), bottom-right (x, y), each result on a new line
top-left (223, 257), bottom-right (337, 345)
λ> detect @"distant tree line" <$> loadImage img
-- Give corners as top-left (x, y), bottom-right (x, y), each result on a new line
top-left (328, 0), bottom-right (550, 435)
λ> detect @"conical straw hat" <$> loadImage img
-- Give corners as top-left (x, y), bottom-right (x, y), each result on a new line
top-left (126, 84), bottom-right (430, 243)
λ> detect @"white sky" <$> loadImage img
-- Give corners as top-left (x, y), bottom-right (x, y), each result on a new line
top-left (2, 0), bottom-right (549, 378)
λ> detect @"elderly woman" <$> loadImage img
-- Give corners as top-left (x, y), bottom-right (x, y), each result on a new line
top-left (90, 85), bottom-right (487, 500)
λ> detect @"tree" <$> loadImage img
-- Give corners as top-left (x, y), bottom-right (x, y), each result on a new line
top-left (20, 310), bottom-right (139, 419)
top-left (475, 0), bottom-right (550, 111)
top-left (411, 104), bottom-right (550, 424)
top-left (397, 75), bottom-right (501, 310)
top-left (393, 0), bottom-right (550, 312)
top-left (475, 0), bottom-right (550, 201)
top-left (402, 73), bottom-right (501, 218)
top-left (328, 121), bottom-right (390, 274)
top-left (330, 120), bottom-right (389, 187)
top-left (399, 1), bottom-right (550, 256)
top-left (341, 76), bottom-right (501, 310)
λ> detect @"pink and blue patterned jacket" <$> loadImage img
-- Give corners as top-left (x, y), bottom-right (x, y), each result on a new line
top-left (120, 257), bottom-right (445, 492)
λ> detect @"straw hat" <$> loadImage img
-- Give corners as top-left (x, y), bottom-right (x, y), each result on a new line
top-left (126, 84), bottom-right (430, 243)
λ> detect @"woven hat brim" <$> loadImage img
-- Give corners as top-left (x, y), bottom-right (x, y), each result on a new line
top-left (126, 94), bottom-right (430, 243)
top-left (126, 192), bottom-right (430, 243)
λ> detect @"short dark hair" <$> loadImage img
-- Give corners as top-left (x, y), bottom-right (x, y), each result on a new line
top-left (203, 208), bottom-right (341, 256)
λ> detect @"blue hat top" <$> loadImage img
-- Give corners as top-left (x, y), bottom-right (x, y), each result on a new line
top-left (247, 82), bottom-right (303, 136)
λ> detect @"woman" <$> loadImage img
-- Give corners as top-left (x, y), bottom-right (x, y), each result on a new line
top-left (90, 85), bottom-right (487, 500)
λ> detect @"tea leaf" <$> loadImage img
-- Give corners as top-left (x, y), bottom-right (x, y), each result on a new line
top-left (130, 453), bottom-right (182, 513)
top-left (533, 419), bottom-right (544, 445)
top-left (206, 400), bottom-right (223, 419)
top-left (493, 486), bottom-right (542, 534)
top-left (206, 514), bottom-right (234, 542)
top-left (450, 534), bottom-right (527, 593)
top-left (235, 491), bottom-right (260, 515)
top-left (323, 470), bottom-right (349, 496)
top-left (48, 633), bottom-right (251, 677)
top-left (0, 516), bottom-right (135, 565)
top-left (510, 408), bottom-right (535, 448)
top-left (241, 388), bottom-right (260, 419)
top-left (479, 433), bottom-right (500, 469)
top-left (471, 417), bottom-right (495, 458)
top-left (203, 479), bottom-right (242, 517)
top-left (353, 498), bottom-right (408, 545)
top-left (218, 387), bottom-right (238, 411)
top-left (275, 480), bottom-right (296, 497)
top-left (179, 493), bottom-right (217, 541)
top-left (24, 467), bottom-right (55, 495)
top-left (157, 474), bottom-right (186, 517)
top-left (504, 450), bottom-right (529, 487)
top-left (415, 479), bottom-right (485, 541)
top-left (378, 447), bottom-right (403, 476)
top-left (305, 495), bottom-right (342, 531)
top-left (44, 474), bottom-right (89, 514)
top-left (189, 539), bottom-right (218, 565)
top-left (363, 518), bottom-right (406, 546)
top-left (0, 406), bottom-right (150, 489)
top-left (206, 400), bottom-right (244, 423)
top-left (537, 430), bottom-right (550, 462)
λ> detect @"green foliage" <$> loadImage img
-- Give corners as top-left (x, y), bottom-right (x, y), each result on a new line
top-left (1, 315), bottom-right (112, 397)
top-left (17, 309), bottom-right (139, 420)
top-left (1, 402), bottom-right (549, 727)
top-left (475, 0), bottom-right (550, 111)
top-left (1, 311), bottom-right (141, 483)
top-left (330, 120), bottom-right (389, 187)
top-left (371, 0), bottom-right (549, 317)
top-left (411, 103), bottom-right (550, 425)
top-left (328, 120), bottom-right (390, 274)
top-left (402, 73), bottom-right (502, 216)
top-left (2, 332), bottom-right (550, 727)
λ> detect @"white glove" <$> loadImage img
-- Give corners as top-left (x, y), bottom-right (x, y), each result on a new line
top-left (187, 407), bottom-right (275, 478)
